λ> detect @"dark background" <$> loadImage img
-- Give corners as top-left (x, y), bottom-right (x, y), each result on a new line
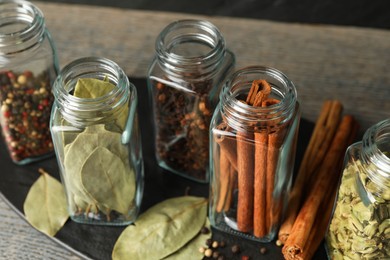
top-left (38, 0), bottom-right (390, 29)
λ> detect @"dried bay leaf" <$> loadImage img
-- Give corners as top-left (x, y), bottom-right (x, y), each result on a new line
top-left (81, 146), bottom-right (135, 215)
top-left (64, 124), bottom-right (135, 215)
top-left (112, 196), bottom-right (208, 260)
top-left (163, 218), bottom-right (212, 260)
top-left (73, 77), bottom-right (129, 130)
top-left (73, 77), bottom-right (114, 99)
top-left (23, 169), bottom-right (69, 237)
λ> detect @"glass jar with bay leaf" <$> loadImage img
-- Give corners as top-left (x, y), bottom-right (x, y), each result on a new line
top-left (0, 0), bottom-right (59, 164)
top-left (50, 57), bottom-right (144, 226)
top-left (326, 118), bottom-right (390, 259)
top-left (147, 19), bottom-right (235, 183)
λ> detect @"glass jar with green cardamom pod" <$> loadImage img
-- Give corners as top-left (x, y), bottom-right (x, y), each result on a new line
top-left (50, 57), bottom-right (144, 226)
top-left (326, 118), bottom-right (390, 259)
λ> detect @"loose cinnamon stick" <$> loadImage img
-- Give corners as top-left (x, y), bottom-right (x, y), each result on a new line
top-left (297, 118), bottom-right (358, 260)
top-left (282, 115), bottom-right (356, 259)
top-left (278, 100), bottom-right (343, 244)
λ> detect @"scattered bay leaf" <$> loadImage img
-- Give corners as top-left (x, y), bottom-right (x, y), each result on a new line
top-left (112, 196), bottom-right (208, 260)
top-left (23, 169), bottom-right (69, 237)
top-left (164, 218), bottom-right (212, 260)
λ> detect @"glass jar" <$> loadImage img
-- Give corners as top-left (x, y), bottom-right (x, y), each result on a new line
top-left (0, 0), bottom-right (59, 164)
top-left (209, 66), bottom-right (300, 242)
top-left (147, 19), bottom-right (235, 183)
top-left (326, 118), bottom-right (390, 259)
top-left (50, 57), bottom-right (144, 226)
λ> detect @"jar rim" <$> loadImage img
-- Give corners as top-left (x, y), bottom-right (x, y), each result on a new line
top-left (53, 57), bottom-right (132, 125)
top-left (0, 0), bottom-right (45, 49)
top-left (156, 19), bottom-right (225, 63)
top-left (220, 65), bottom-right (298, 132)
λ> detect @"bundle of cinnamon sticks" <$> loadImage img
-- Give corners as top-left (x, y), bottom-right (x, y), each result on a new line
top-left (215, 79), bottom-right (294, 238)
top-left (278, 100), bottom-right (359, 260)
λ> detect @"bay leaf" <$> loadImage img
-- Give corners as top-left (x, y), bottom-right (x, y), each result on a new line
top-left (73, 77), bottom-right (129, 130)
top-left (80, 146), bottom-right (135, 215)
top-left (63, 124), bottom-right (134, 213)
top-left (164, 218), bottom-right (212, 260)
top-left (23, 170), bottom-right (69, 237)
top-left (73, 77), bottom-right (114, 99)
top-left (112, 196), bottom-right (208, 260)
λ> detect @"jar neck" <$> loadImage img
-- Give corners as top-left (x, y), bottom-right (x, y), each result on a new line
top-left (0, 0), bottom-right (45, 55)
top-left (155, 19), bottom-right (226, 82)
top-left (220, 66), bottom-right (298, 133)
top-left (360, 118), bottom-right (390, 192)
top-left (53, 57), bottom-right (131, 127)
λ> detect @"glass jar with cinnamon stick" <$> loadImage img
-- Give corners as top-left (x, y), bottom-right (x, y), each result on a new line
top-left (147, 19), bottom-right (235, 183)
top-left (209, 66), bottom-right (300, 242)
top-left (326, 118), bottom-right (390, 259)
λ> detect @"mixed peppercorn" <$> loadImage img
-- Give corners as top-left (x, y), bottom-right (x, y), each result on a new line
top-left (0, 70), bottom-right (54, 163)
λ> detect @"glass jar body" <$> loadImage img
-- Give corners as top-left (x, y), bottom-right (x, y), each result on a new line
top-left (147, 19), bottom-right (235, 183)
top-left (326, 119), bottom-right (390, 259)
top-left (50, 57), bottom-right (144, 226)
top-left (209, 66), bottom-right (300, 242)
top-left (0, 0), bottom-right (59, 164)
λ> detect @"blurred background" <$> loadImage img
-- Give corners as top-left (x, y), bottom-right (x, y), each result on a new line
top-left (37, 0), bottom-right (389, 29)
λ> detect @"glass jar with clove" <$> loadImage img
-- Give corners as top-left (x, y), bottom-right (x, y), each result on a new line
top-left (50, 57), bottom-right (144, 226)
top-left (326, 118), bottom-right (390, 259)
top-left (147, 19), bottom-right (235, 183)
top-left (0, 0), bottom-right (59, 164)
top-left (208, 66), bottom-right (300, 242)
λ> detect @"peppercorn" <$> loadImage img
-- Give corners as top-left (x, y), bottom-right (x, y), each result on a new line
top-left (231, 244), bottom-right (240, 254)
top-left (217, 255), bottom-right (225, 260)
top-left (206, 238), bottom-right (213, 247)
top-left (200, 226), bottom-right (210, 234)
top-left (219, 241), bottom-right (226, 248)
top-left (212, 241), bottom-right (219, 248)
top-left (260, 247), bottom-right (267, 255)
top-left (212, 251), bottom-right (219, 259)
top-left (204, 248), bottom-right (213, 258)
top-left (241, 256), bottom-right (250, 260)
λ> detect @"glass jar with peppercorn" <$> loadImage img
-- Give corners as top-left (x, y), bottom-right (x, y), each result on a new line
top-left (147, 19), bottom-right (235, 183)
top-left (326, 118), bottom-right (390, 259)
top-left (0, 0), bottom-right (59, 164)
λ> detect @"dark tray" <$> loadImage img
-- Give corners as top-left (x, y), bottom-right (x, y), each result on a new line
top-left (0, 77), bottom-right (327, 260)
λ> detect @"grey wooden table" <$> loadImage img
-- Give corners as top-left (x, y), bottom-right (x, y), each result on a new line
top-left (0, 1), bottom-right (389, 259)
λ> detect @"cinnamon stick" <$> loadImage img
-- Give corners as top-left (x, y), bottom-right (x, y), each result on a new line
top-left (253, 129), bottom-right (268, 237)
top-left (215, 122), bottom-right (237, 170)
top-left (278, 100), bottom-right (343, 244)
top-left (216, 147), bottom-right (233, 212)
top-left (214, 122), bottom-right (238, 212)
top-left (236, 130), bottom-right (254, 232)
top-left (282, 115), bottom-right (357, 259)
top-left (237, 80), bottom-right (271, 233)
top-left (262, 99), bottom-right (283, 232)
top-left (251, 83), bottom-right (272, 237)
top-left (297, 118), bottom-right (358, 260)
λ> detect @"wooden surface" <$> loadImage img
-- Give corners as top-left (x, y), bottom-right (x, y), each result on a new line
top-left (0, 1), bottom-right (389, 259)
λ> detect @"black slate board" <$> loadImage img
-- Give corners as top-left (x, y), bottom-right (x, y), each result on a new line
top-left (0, 77), bottom-right (328, 260)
